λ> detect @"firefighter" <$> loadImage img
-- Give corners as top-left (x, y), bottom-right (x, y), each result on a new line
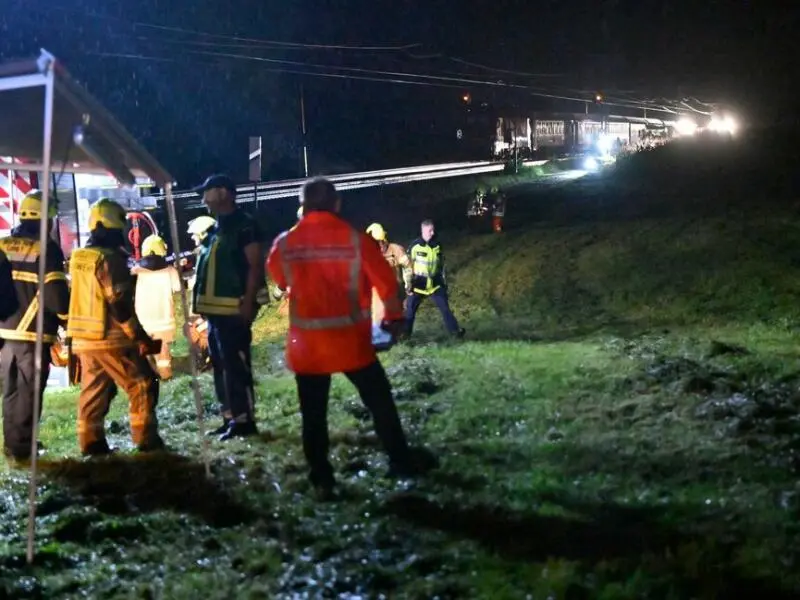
top-left (185, 215), bottom-right (217, 291)
top-left (184, 216), bottom-right (217, 371)
top-left (67, 198), bottom-right (164, 456)
top-left (489, 186), bottom-right (507, 233)
top-left (406, 219), bottom-right (465, 337)
top-left (132, 234), bottom-right (181, 380)
top-left (192, 174), bottom-right (264, 441)
top-left (267, 178), bottom-right (435, 498)
top-left (365, 223), bottom-right (412, 325)
top-left (0, 190), bottom-right (70, 463)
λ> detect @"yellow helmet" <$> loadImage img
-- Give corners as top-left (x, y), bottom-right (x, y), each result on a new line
top-left (18, 189), bottom-right (57, 220)
top-left (141, 234), bottom-right (168, 257)
top-left (187, 215), bottom-right (217, 243)
top-left (366, 222), bottom-right (387, 241)
top-left (88, 198), bottom-right (126, 231)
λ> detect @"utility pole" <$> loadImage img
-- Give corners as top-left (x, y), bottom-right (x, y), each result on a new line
top-left (300, 86), bottom-right (309, 178)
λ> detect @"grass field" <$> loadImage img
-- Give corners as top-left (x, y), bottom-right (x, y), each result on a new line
top-left (2, 131), bottom-right (800, 598)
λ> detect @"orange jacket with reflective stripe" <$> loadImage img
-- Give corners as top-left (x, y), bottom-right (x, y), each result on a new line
top-left (267, 211), bottom-right (402, 375)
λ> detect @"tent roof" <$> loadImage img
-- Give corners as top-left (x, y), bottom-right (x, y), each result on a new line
top-left (0, 50), bottom-right (173, 187)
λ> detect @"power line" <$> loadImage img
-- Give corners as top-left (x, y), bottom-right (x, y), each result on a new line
top-left (24, 0), bottom-right (421, 52)
top-left (18, 1), bottom-right (698, 112)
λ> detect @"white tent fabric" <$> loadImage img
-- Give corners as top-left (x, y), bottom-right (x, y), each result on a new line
top-left (0, 49), bottom-right (209, 563)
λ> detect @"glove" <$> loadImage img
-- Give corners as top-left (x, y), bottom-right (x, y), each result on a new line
top-left (380, 318), bottom-right (407, 339)
top-left (138, 338), bottom-right (162, 356)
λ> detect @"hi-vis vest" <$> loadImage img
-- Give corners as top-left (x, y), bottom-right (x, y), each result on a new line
top-left (67, 248), bottom-right (109, 341)
top-left (0, 236), bottom-right (67, 343)
top-left (193, 234), bottom-right (244, 316)
top-left (67, 247), bottom-right (135, 350)
top-left (409, 242), bottom-right (443, 295)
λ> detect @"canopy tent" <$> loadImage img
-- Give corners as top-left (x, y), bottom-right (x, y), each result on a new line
top-left (0, 51), bottom-right (172, 185)
top-left (0, 49), bottom-right (208, 563)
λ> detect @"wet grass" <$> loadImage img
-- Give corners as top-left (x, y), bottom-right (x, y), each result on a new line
top-left (3, 133), bottom-right (800, 598)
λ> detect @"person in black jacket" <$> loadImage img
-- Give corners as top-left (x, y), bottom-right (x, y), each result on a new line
top-left (0, 190), bottom-right (70, 463)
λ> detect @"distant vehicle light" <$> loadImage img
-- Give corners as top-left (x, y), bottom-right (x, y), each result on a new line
top-left (583, 157), bottom-right (599, 171)
top-left (675, 117), bottom-right (698, 136)
top-left (708, 114), bottom-right (738, 135)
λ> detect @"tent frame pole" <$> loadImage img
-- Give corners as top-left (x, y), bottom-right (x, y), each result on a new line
top-left (164, 183), bottom-right (211, 477)
top-left (26, 56), bottom-right (56, 566)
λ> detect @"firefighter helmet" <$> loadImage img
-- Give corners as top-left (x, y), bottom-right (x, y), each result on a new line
top-left (18, 189), bottom-right (57, 220)
top-left (88, 198), bottom-right (126, 231)
top-left (366, 223), bottom-right (387, 241)
top-left (187, 215), bottom-right (216, 243)
top-left (141, 234), bottom-right (168, 257)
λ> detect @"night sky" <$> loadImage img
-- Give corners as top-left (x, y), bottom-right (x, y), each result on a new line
top-left (1, 1), bottom-right (792, 186)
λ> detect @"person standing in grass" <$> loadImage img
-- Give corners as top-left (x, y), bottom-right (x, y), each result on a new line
top-left (192, 174), bottom-right (264, 441)
top-left (0, 191), bottom-right (69, 463)
top-left (132, 234), bottom-right (182, 380)
top-left (267, 178), bottom-right (436, 499)
top-left (405, 219), bottom-right (465, 338)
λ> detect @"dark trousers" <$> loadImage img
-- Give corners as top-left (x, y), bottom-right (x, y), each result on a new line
top-left (295, 360), bottom-right (410, 487)
top-left (207, 315), bottom-right (255, 423)
top-left (405, 287), bottom-right (460, 334)
top-left (1, 341), bottom-right (50, 458)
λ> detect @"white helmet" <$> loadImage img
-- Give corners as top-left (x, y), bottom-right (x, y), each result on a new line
top-left (187, 215), bottom-right (217, 245)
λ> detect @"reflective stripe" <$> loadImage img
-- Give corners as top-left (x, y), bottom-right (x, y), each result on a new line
top-left (17, 294), bottom-right (39, 332)
top-left (11, 270), bottom-right (38, 284)
top-left (280, 229), bottom-right (369, 330)
top-left (11, 270), bottom-right (66, 284)
top-left (0, 330), bottom-right (56, 343)
top-left (45, 272), bottom-right (67, 283)
top-left (0, 292), bottom-right (42, 341)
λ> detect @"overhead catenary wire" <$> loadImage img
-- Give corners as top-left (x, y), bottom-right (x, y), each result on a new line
top-left (24, 0), bottom-right (421, 52)
top-left (89, 49), bottom-right (682, 115)
top-left (20, 0), bottom-right (714, 111)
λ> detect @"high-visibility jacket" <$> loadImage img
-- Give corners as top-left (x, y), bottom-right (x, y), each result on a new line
top-left (193, 209), bottom-right (260, 316)
top-left (68, 245), bottom-right (147, 351)
top-left (267, 211), bottom-right (402, 375)
top-left (0, 229), bottom-right (69, 344)
top-left (408, 237), bottom-right (447, 295)
top-left (132, 256), bottom-right (181, 341)
top-left (371, 241), bottom-right (412, 324)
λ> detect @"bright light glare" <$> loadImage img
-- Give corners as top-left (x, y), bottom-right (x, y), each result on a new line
top-left (675, 117), bottom-right (698, 136)
top-left (708, 114), bottom-right (738, 135)
top-left (583, 157), bottom-right (599, 171)
top-left (596, 135), bottom-right (613, 154)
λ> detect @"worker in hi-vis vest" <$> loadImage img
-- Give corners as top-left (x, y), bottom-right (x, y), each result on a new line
top-left (68, 198), bottom-right (163, 456)
top-left (405, 219), bottom-right (465, 338)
